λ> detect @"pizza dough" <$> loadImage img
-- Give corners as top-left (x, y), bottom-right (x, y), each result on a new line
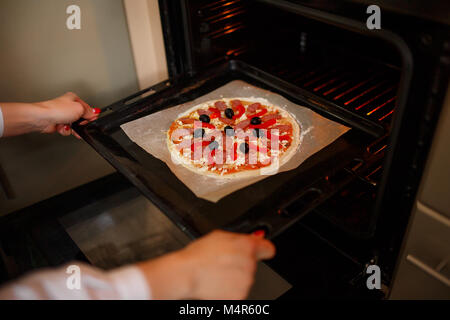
top-left (167, 97), bottom-right (300, 179)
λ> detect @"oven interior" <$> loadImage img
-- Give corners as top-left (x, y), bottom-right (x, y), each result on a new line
top-left (169, 0), bottom-right (403, 241)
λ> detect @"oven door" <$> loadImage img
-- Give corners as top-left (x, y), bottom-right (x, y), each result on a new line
top-left (73, 60), bottom-right (382, 239)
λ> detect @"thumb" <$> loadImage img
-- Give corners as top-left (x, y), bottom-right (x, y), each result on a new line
top-left (74, 97), bottom-right (100, 121)
top-left (253, 237), bottom-right (276, 261)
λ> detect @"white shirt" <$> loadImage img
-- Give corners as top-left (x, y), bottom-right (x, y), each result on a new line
top-left (0, 106), bottom-right (4, 137)
top-left (0, 262), bottom-right (151, 300)
top-left (0, 107), bottom-right (149, 299)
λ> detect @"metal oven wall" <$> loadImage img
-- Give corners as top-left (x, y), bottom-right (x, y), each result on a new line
top-left (390, 84), bottom-right (450, 299)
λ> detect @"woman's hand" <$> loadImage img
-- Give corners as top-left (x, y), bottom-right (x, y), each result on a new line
top-left (35, 92), bottom-right (100, 138)
top-left (1, 92), bottom-right (100, 138)
top-left (136, 230), bottom-right (276, 300)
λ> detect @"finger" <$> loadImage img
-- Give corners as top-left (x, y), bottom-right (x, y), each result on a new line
top-left (72, 131), bottom-right (82, 139)
top-left (75, 97), bottom-right (100, 121)
top-left (252, 229), bottom-right (266, 238)
top-left (79, 115), bottom-right (99, 126)
top-left (57, 124), bottom-right (72, 137)
top-left (253, 238), bottom-right (276, 261)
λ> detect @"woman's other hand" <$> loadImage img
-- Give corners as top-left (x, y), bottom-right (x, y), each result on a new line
top-left (1, 92), bottom-right (100, 138)
top-left (36, 92), bottom-right (100, 138)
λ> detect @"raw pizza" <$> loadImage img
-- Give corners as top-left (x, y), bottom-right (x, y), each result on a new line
top-left (167, 97), bottom-right (300, 178)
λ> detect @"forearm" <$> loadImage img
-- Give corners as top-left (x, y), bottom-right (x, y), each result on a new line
top-left (0, 102), bottom-right (49, 137)
top-left (0, 93), bottom-right (98, 138)
top-left (137, 251), bottom-right (193, 300)
top-left (0, 254), bottom-right (186, 300)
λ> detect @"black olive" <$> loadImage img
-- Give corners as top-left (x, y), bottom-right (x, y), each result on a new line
top-left (209, 141), bottom-right (219, 150)
top-left (224, 108), bottom-right (234, 119)
top-left (250, 117), bottom-right (261, 125)
top-left (239, 142), bottom-right (249, 154)
top-left (224, 126), bottom-right (234, 136)
top-left (252, 128), bottom-right (265, 138)
top-left (193, 128), bottom-right (205, 138)
top-left (199, 114), bottom-right (210, 123)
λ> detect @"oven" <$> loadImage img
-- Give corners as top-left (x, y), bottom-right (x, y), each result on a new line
top-left (1, 0), bottom-right (449, 299)
top-left (165, 0), bottom-right (449, 283)
top-left (75, 0), bottom-right (449, 293)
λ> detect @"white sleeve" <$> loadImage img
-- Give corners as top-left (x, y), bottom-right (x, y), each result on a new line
top-left (0, 262), bottom-right (151, 300)
top-left (0, 106), bottom-right (4, 137)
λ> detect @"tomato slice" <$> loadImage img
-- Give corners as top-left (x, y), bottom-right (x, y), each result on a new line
top-left (202, 123), bottom-right (216, 129)
top-left (232, 105), bottom-right (245, 120)
top-left (251, 108), bottom-right (268, 118)
top-left (208, 107), bottom-right (220, 119)
top-left (249, 118), bottom-right (277, 129)
top-left (207, 149), bottom-right (216, 165)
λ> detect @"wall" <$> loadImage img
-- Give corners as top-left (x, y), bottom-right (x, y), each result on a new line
top-left (0, 0), bottom-right (140, 215)
top-left (123, 0), bottom-right (168, 89)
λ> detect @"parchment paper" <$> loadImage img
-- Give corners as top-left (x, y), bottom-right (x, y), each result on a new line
top-left (121, 80), bottom-right (350, 202)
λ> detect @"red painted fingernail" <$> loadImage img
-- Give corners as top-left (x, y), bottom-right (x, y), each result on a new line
top-left (64, 125), bottom-right (71, 131)
top-left (252, 230), bottom-right (265, 238)
top-left (92, 108), bottom-right (101, 114)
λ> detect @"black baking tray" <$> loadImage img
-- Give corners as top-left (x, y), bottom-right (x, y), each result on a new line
top-left (73, 60), bottom-right (382, 239)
